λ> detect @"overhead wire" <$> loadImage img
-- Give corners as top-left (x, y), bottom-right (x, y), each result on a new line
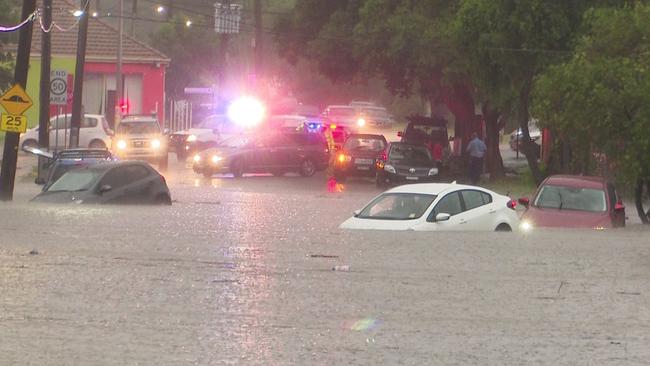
top-left (0, 10), bottom-right (38, 32)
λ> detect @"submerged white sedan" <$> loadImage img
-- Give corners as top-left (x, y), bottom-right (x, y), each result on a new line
top-left (340, 183), bottom-right (520, 231)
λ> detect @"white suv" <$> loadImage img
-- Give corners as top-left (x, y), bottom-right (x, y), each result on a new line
top-left (20, 114), bottom-right (113, 150)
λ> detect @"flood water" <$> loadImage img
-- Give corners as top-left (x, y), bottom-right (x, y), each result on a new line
top-left (1, 159), bottom-right (650, 365)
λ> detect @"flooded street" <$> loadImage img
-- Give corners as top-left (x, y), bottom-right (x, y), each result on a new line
top-left (1, 157), bottom-right (650, 365)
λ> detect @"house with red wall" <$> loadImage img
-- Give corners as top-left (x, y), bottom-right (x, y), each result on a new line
top-left (26, 0), bottom-right (169, 128)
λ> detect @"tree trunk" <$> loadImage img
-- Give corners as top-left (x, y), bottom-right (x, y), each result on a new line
top-left (518, 76), bottom-right (544, 185)
top-left (483, 104), bottom-right (504, 180)
top-left (634, 178), bottom-right (649, 224)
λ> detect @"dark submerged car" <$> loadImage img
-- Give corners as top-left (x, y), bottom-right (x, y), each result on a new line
top-left (43, 148), bottom-right (116, 191)
top-left (375, 142), bottom-right (440, 188)
top-left (192, 132), bottom-right (329, 178)
top-left (333, 134), bottom-right (387, 182)
top-left (32, 161), bottom-right (172, 205)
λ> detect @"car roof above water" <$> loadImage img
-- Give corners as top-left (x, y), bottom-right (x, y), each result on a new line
top-left (543, 175), bottom-right (607, 190)
top-left (385, 183), bottom-right (493, 196)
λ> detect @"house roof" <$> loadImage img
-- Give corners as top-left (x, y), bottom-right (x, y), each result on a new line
top-left (31, 0), bottom-right (169, 64)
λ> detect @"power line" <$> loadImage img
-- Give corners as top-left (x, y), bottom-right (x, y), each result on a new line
top-left (0, 10), bottom-right (37, 32)
top-left (98, 13), bottom-right (574, 56)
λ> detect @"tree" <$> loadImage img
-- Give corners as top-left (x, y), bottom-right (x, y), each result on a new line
top-left (0, 0), bottom-right (21, 90)
top-left (453, 0), bottom-right (590, 185)
top-left (150, 15), bottom-right (222, 99)
top-left (533, 4), bottom-right (650, 223)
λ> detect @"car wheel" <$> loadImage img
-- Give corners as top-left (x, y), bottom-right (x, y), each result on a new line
top-left (88, 140), bottom-right (106, 149)
top-left (158, 154), bottom-right (168, 172)
top-left (231, 159), bottom-right (244, 178)
top-left (299, 159), bottom-right (316, 177)
top-left (21, 139), bottom-right (38, 150)
top-left (495, 223), bottom-right (512, 232)
top-left (154, 193), bottom-right (172, 205)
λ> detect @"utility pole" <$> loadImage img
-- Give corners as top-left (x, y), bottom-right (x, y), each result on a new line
top-left (115, 0), bottom-right (123, 130)
top-left (166, 0), bottom-right (173, 21)
top-left (253, 0), bottom-right (262, 82)
top-left (69, 0), bottom-right (90, 148)
top-left (0, 0), bottom-right (37, 201)
top-left (131, 0), bottom-right (137, 36)
top-left (37, 0), bottom-right (52, 183)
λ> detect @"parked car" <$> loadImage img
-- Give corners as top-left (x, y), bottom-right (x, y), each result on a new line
top-left (114, 115), bottom-right (169, 170)
top-left (509, 120), bottom-right (541, 156)
top-left (340, 183), bottom-right (519, 231)
top-left (31, 161), bottom-right (171, 205)
top-left (358, 106), bottom-right (394, 127)
top-left (168, 114), bottom-right (245, 161)
top-left (333, 134), bottom-right (387, 182)
top-left (268, 114), bottom-right (324, 134)
top-left (192, 132), bottom-right (329, 178)
top-left (398, 115), bottom-right (449, 147)
top-left (518, 175), bottom-right (625, 230)
top-left (20, 114), bottom-right (113, 150)
top-left (42, 148), bottom-right (116, 191)
top-left (322, 105), bottom-right (362, 145)
top-left (375, 142), bottom-right (439, 187)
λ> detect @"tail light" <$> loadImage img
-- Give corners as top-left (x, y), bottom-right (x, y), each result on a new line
top-left (380, 151), bottom-right (387, 161)
top-left (507, 199), bottom-right (517, 210)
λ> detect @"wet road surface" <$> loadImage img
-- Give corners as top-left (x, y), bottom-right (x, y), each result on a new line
top-left (1, 155), bottom-right (650, 365)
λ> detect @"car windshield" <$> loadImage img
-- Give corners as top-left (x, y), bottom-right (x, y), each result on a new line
top-left (219, 135), bottom-right (249, 148)
top-left (117, 121), bottom-right (160, 134)
top-left (389, 144), bottom-right (433, 165)
top-left (344, 137), bottom-right (385, 152)
top-left (534, 184), bottom-right (607, 212)
top-left (46, 169), bottom-right (101, 192)
top-left (198, 115), bottom-right (227, 129)
top-left (329, 108), bottom-right (356, 117)
top-left (358, 193), bottom-right (437, 220)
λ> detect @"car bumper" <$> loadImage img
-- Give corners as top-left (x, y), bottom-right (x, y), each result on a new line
top-left (334, 163), bottom-right (377, 177)
top-left (383, 172), bottom-right (439, 184)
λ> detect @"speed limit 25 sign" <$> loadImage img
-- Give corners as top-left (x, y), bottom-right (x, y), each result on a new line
top-left (0, 113), bottom-right (28, 133)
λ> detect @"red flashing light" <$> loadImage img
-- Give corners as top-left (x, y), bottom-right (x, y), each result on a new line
top-left (507, 199), bottom-right (517, 210)
top-left (119, 99), bottom-right (130, 114)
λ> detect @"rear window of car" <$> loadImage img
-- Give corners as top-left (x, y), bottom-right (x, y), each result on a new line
top-left (344, 137), bottom-right (385, 152)
top-left (534, 185), bottom-right (607, 212)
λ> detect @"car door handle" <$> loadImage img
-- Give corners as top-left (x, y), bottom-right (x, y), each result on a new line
top-left (489, 209), bottom-right (496, 214)
top-left (459, 220), bottom-right (467, 224)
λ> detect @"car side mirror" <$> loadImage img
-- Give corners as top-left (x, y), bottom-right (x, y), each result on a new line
top-left (98, 184), bottom-right (112, 194)
top-left (518, 197), bottom-right (530, 207)
top-left (614, 202), bottom-right (625, 211)
top-left (353, 209), bottom-right (360, 217)
top-left (435, 213), bottom-right (451, 222)
top-left (397, 131), bottom-right (403, 138)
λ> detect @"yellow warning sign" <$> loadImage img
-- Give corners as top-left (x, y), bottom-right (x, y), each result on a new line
top-left (0, 84), bottom-right (33, 116)
top-left (0, 113), bottom-right (28, 133)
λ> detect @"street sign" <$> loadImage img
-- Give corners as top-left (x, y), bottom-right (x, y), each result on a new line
top-left (0, 84), bottom-right (33, 115)
top-left (184, 87), bottom-right (213, 95)
top-left (0, 114), bottom-right (28, 133)
top-left (50, 69), bottom-right (68, 105)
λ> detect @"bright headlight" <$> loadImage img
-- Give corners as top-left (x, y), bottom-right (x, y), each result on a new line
top-left (193, 154), bottom-right (201, 163)
top-left (117, 140), bottom-right (127, 150)
top-left (151, 139), bottom-right (161, 149)
top-left (211, 155), bottom-right (222, 164)
top-left (384, 164), bottom-right (396, 174)
top-left (520, 221), bottom-right (533, 232)
top-left (357, 118), bottom-right (366, 127)
top-left (186, 134), bottom-right (197, 142)
top-left (428, 168), bottom-right (439, 176)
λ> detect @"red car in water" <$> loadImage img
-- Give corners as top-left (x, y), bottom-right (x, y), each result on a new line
top-left (519, 175), bottom-right (625, 230)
